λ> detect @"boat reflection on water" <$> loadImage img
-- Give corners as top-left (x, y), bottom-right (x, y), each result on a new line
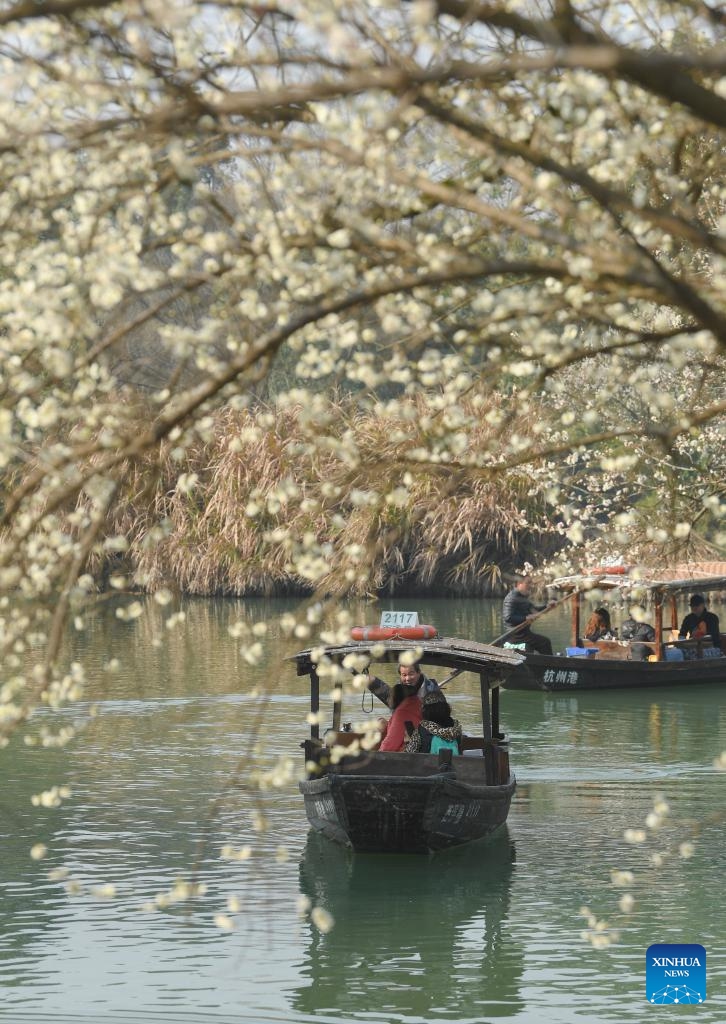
top-left (292, 829), bottom-right (524, 1020)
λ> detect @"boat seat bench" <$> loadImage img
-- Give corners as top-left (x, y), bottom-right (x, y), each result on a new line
top-left (576, 639), bottom-right (722, 661)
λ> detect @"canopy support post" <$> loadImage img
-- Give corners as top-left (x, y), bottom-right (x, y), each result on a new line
top-left (654, 598), bottom-right (664, 661)
top-left (491, 683), bottom-right (501, 739)
top-left (479, 672), bottom-right (492, 743)
top-left (480, 671), bottom-right (494, 782)
top-left (310, 669), bottom-right (320, 740)
top-left (571, 593), bottom-right (580, 646)
top-left (332, 690), bottom-right (342, 733)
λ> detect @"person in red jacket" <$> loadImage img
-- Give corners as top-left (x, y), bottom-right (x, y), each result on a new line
top-left (378, 679), bottom-right (423, 752)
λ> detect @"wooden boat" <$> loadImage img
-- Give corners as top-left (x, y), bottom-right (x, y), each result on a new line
top-left (502, 567), bottom-right (726, 692)
top-left (292, 636), bottom-right (525, 854)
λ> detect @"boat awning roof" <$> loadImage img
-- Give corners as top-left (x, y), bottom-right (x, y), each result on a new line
top-left (291, 637), bottom-right (525, 677)
top-left (550, 570), bottom-right (726, 600)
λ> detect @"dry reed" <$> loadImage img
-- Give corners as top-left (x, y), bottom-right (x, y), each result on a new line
top-left (74, 396), bottom-right (559, 597)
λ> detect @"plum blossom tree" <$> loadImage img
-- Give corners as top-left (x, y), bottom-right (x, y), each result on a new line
top-left (0, 3), bottom-right (724, 787)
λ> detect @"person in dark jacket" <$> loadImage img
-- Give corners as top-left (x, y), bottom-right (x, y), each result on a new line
top-left (502, 576), bottom-right (553, 655)
top-left (620, 608), bottom-right (656, 661)
top-left (405, 692), bottom-right (463, 754)
top-left (679, 594), bottom-right (721, 650)
top-left (365, 661), bottom-right (441, 707)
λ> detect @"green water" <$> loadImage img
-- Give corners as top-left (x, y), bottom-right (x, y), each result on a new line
top-left (1, 596), bottom-right (725, 1023)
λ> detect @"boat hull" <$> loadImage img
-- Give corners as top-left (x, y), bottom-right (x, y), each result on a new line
top-left (503, 652), bottom-right (726, 691)
top-left (300, 754), bottom-right (515, 854)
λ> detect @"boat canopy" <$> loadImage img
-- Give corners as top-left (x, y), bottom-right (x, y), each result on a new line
top-left (291, 637), bottom-right (525, 678)
top-left (292, 637), bottom-right (525, 747)
top-left (550, 571), bottom-right (726, 601)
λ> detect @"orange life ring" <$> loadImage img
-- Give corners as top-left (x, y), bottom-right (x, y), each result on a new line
top-left (350, 625), bottom-right (438, 641)
top-left (588, 566), bottom-right (629, 575)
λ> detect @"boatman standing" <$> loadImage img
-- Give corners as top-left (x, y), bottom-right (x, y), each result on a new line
top-left (502, 575), bottom-right (554, 655)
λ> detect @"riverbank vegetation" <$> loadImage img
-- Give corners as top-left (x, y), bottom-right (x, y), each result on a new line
top-left (60, 382), bottom-right (722, 599)
top-left (78, 396), bottom-right (559, 598)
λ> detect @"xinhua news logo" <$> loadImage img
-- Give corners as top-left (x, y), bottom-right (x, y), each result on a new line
top-left (646, 943), bottom-right (706, 1004)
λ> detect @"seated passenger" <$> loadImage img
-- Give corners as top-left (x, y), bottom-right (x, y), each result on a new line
top-left (679, 594), bottom-right (721, 649)
top-left (583, 607), bottom-right (617, 642)
top-left (378, 681), bottom-right (423, 752)
top-left (620, 607), bottom-right (656, 662)
top-left (404, 692), bottom-right (462, 755)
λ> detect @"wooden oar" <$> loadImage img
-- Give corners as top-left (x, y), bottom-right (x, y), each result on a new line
top-left (490, 590), bottom-right (574, 647)
top-left (438, 668), bottom-right (461, 688)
